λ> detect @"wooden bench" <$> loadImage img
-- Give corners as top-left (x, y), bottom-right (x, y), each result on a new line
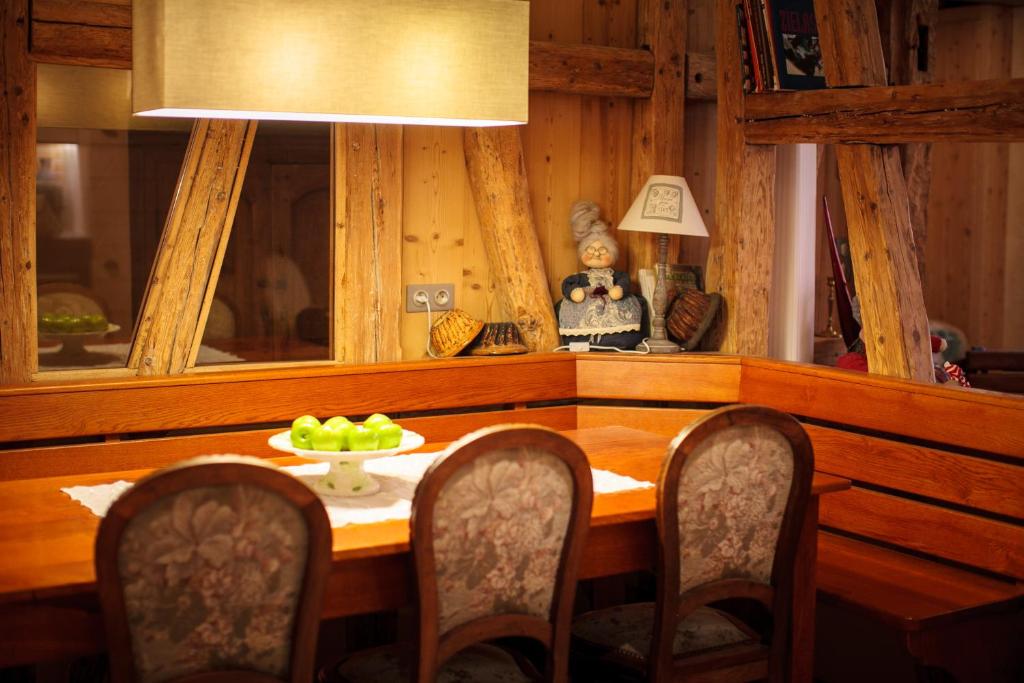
top-left (1, 353), bottom-right (1022, 681)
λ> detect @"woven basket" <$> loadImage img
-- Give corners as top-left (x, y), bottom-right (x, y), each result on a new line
top-left (429, 309), bottom-right (484, 358)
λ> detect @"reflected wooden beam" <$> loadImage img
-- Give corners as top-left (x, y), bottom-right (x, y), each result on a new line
top-left (129, 119), bottom-right (257, 375)
top-left (332, 124), bottom-right (403, 364)
top-left (0, 0), bottom-right (37, 384)
top-left (464, 127), bottom-right (559, 353)
top-left (814, 0), bottom-right (933, 381)
top-left (704, 0), bottom-right (776, 355)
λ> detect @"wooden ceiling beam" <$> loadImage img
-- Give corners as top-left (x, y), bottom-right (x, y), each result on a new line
top-left (743, 78), bottom-right (1024, 144)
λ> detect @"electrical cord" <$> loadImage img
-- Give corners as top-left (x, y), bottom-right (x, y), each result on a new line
top-left (422, 296), bottom-right (442, 359)
top-left (553, 338), bottom-right (652, 354)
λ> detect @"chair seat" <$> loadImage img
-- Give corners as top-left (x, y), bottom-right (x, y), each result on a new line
top-left (328, 642), bottom-right (535, 682)
top-left (572, 603), bottom-right (753, 665)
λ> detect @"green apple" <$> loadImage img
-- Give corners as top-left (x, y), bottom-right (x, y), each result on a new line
top-left (374, 423), bottom-right (403, 449)
top-left (363, 413), bottom-right (392, 431)
top-left (323, 417), bottom-right (354, 450)
top-left (39, 313), bottom-right (59, 333)
top-left (348, 425), bottom-right (380, 452)
top-left (323, 416), bottom-right (352, 429)
top-left (290, 415), bottom-right (321, 449)
top-left (311, 422), bottom-right (348, 451)
top-left (84, 313), bottom-right (107, 332)
top-left (55, 314), bottom-right (75, 333)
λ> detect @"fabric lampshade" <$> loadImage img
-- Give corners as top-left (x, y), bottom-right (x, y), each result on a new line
top-left (617, 175), bottom-right (708, 237)
top-left (132, 0), bottom-right (528, 126)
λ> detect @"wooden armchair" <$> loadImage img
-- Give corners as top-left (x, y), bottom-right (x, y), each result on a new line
top-left (322, 425), bottom-right (593, 682)
top-left (571, 406), bottom-right (813, 682)
top-left (95, 455), bottom-right (332, 683)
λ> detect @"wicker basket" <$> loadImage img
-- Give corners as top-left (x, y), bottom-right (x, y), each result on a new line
top-left (429, 309), bottom-right (485, 358)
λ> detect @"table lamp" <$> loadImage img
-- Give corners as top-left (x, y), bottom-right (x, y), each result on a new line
top-left (618, 175), bottom-right (708, 353)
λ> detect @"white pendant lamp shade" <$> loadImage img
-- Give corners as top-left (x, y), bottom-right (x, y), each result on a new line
top-left (618, 175), bottom-right (708, 237)
top-left (132, 0), bottom-right (529, 126)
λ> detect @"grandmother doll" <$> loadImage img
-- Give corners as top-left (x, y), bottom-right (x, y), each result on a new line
top-left (556, 200), bottom-right (646, 349)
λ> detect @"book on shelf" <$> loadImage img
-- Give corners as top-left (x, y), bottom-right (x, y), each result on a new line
top-left (734, 0), bottom-right (825, 92)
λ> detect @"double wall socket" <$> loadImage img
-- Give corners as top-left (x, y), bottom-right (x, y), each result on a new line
top-left (405, 283), bottom-right (454, 312)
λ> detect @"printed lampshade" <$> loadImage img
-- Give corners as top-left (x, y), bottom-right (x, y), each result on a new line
top-left (617, 175), bottom-right (708, 237)
top-left (132, 0), bottom-right (528, 126)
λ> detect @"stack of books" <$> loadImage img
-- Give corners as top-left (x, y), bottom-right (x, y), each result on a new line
top-left (736, 0), bottom-right (825, 93)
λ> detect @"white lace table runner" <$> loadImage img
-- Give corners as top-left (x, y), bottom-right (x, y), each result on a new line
top-left (61, 451), bottom-right (653, 528)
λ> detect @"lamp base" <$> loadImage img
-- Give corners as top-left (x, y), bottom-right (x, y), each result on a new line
top-left (640, 337), bottom-right (681, 354)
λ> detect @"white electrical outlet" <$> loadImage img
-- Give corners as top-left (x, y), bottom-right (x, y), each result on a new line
top-left (406, 284), bottom-right (455, 312)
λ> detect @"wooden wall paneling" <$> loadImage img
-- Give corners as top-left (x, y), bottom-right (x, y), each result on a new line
top-left (0, 0), bottom-right (37, 384)
top-left (705, 0), bottom-right (776, 355)
top-left (682, 0), bottom-right (717, 271)
top-left (30, 22), bottom-right (130, 69)
top-left (0, 355), bottom-right (578, 443)
top-left (1008, 8), bottom-right (1024, 349)
top-left (529, 40), bottom-right (653, 98)
top-left (820, 487), bottom-right (1024, 579)
top-left (576, 404), bottom-right (709, 437)
top-left (574, 354), bottom-right (741, 403)
top-left (814, 0), bottom-right (932, 381)
top-left (400, 126), bottom-right (484, 360)
top-left (926, 7), bottom-right (1013, 352)
top-left (464, 127), bottom-right (561, 353)
top-left (627, 0), bottom-right (688, 283)
top-left (806, 423), bottom-right (1024, 519)
top-left (332, 124), bottom-right (403, 364)
top-left (127, 120), bottom-right (257, 375)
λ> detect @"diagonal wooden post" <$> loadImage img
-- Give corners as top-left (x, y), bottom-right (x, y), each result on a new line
top-left (704, 0), bottom-right (777, 355)
top-left (464, 127), bottom-right (560, 353)
top-left (0, 0), bottom-right (36, 384)
top-left (129, 119), bottom-right (257, 375)
top-left (331, 123), bottom-right (403, 365)
top-left (815, 0), bottom-right (933, 381)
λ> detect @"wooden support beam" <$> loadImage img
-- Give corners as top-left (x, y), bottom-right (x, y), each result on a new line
top-left (129, 120), bottom-right (257, 375)
top-left (814, 0), bottom-right (933, 382)
top-left (332, 124), bottom-right (403, 364)
top-left (463, 127), bottom-right (560, 353)
top-left (743, 78), bottom-right (1024, 144)
top-left (33, 0), bottom-right (131, 27)
top-left (529, 40), bottom-right (654, 98)
top-left (627, 0), bottom-right (688, 285)
top-left (0, 0), bottom-right (37, 384)
top-left (704, 0), bottom-right (776, 355)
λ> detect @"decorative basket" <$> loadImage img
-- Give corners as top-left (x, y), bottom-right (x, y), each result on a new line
top-left (467, 322), bottom-right (528, 356)
top-left (667, 289), bottom-right (721, 350)
top-left (429, 309), bottom-right (484, 358)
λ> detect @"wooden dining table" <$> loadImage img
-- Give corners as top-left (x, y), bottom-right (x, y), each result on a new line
top-left (0, 424), bottom-right (848, 680)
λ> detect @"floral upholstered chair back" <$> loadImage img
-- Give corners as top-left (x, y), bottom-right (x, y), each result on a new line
top-left (411, 425), bottom-right (593, 680)
top-left (658, 405), bottom-right (813, 600)
top-left (95, 456), bottom-right (332, 683)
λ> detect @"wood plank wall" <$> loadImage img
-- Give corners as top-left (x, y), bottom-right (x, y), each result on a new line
top-left (925, 5), bottom-right (1024, 351)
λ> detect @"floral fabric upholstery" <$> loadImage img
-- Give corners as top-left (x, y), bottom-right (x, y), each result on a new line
top-left (117, 484), bottom-right (309, 682)
top-left (432, 448), bottom-right (574, 635)
top-left (336, 643), bottom-right (533, 682)
top-left (572, 603), bottom-right (751, 661)
top-left (677, 423), bottom-right (794, 593)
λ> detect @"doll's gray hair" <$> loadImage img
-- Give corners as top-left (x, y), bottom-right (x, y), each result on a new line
top-left (570, 200), bottom-right (620, 262)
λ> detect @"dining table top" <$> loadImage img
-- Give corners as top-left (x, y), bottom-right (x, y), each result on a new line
top-left (0, 424), bottom-right (849, 608)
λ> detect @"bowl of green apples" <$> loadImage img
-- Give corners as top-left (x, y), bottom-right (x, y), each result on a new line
top-left (267, 413), bottom-right (424, 497)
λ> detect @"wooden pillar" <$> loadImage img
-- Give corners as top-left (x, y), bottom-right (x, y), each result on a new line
top-left (0, 0), bottom-right (36, 384)
top-left (705, 0), bottom-right (776, 355)
top-left (129, 120), bottom-right (257, 375)
top-left (332, 124), bottom-right (403, 365)
top-left (627, 0), bottom-right (687, 284)
top-left (876, 0), bottom-right (938, 284)
top-left (815, 0), bottom-right (933, 381)
top-left (464, 127), bottom-right (560, 353)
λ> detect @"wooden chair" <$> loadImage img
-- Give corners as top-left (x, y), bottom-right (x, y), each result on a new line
top-left (322, 425), bottom-right (594, 682)
top-left (95, 455), bottom-right (332, 683)
top-left (571, 405), bottom-right (813, 682)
